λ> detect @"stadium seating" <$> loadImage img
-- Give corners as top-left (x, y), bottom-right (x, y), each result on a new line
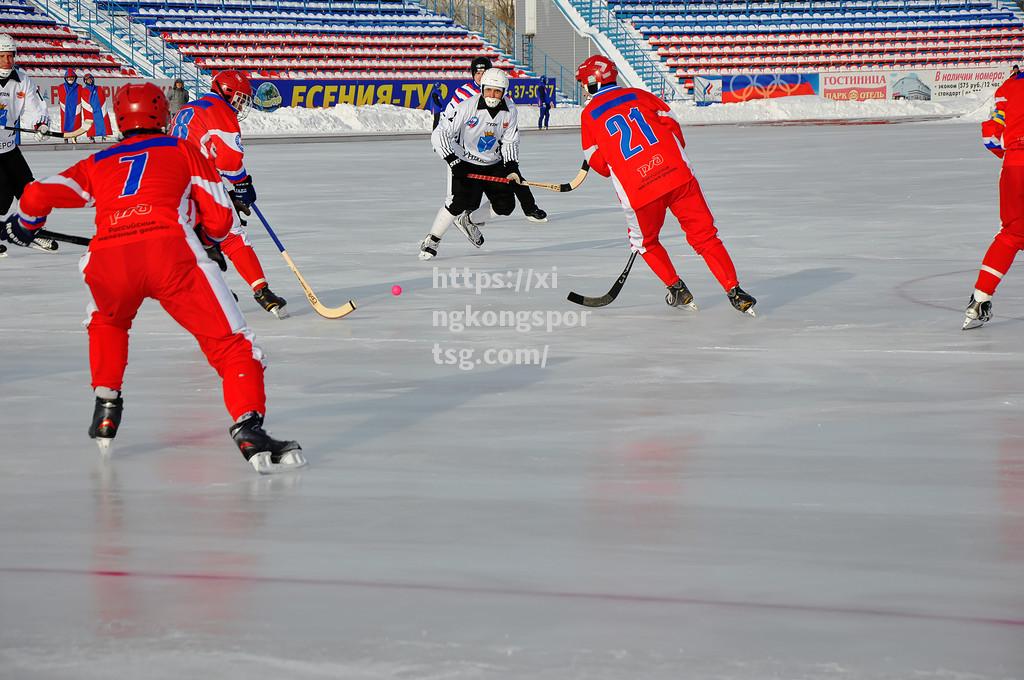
top-left (101, 0), bottom-right (526, 80)
top-left (0, 1), bottom-right (136, 77)
top-left (617, 0), bottom-right (1024, 82)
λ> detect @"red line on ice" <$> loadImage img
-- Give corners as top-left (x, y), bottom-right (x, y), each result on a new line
top-left (2, 566), bottom-right (1022, 628)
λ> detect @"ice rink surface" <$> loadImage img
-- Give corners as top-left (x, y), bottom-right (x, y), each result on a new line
top-left (1, 122), bottom-right (1022, 679)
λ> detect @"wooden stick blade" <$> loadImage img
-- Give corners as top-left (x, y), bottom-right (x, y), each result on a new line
top-left (280, 250), bottom-right (358, 319)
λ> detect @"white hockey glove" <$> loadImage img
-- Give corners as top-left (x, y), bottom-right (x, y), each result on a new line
top-left (34, 123), bottom-right (50, 142)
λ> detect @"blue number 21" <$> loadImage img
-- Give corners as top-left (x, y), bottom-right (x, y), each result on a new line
top-left (119, 152), bottom-right (149, 197)
top-left (605, 107), bottom-right (660, 160)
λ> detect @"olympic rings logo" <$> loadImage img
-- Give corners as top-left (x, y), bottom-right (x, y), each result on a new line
top-left (727, 74), bottom-right (805, 101)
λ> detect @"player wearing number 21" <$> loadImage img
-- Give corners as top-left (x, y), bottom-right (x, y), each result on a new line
top-left (577, 56), bottom-right (756, 315)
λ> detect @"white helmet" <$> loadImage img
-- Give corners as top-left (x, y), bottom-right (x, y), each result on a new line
top-left (480, 67), bottom-right (508, 108)
top-left (0, 34), bottom-right (16, 79)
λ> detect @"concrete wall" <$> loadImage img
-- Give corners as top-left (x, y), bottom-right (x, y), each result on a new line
top-left (514, 0), bottom-right (596, 87)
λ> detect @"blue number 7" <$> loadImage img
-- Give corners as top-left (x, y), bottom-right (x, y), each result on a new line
top-left (119, 152), bottom-right (149, 197)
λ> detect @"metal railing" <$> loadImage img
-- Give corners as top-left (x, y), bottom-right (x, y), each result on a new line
top-left (416, 0), bottom-right (580, 103)
top-left (527, 42), bottom-right (582, 104)
top-left (108, 0), bottom-right (406, 10)
top-left (30, 0), bottom-right (209, 93)
top-left (417, 0), bottom-right (514, 54)
top-left (571, 0), bottom-right (682, 98)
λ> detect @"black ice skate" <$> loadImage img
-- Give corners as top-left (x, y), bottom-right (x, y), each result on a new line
top-left (727, 286), bottom-right (757, 317)
top-left (665, 278), bottom-right (698, 310)
top-left (962, 294), bottom-right (992, 330)
top-left (88, 395), bottom-right (124, 453)
top-left (419, 234), bottom-right (441, 260)
top-left (453, 211), bottom-right (484, 247)
top-left (230, 412), bottom-right (306, 474)
top-left (525, 207), bottom-right (548, 224)
top-left (254, 285), bottom-right (288, 319)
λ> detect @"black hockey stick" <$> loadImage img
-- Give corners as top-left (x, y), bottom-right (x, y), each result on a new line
top-left (567, 251), bottom-right (638, 308)
top-left (38, 229), bottom-right (90, 246)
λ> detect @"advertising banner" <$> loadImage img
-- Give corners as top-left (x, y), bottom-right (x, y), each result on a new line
top-left (720, 74), bottom-right (819, 103)
top-left (693, 76), bottom-right (722, 105)
top-left (819, 72), bottom-right (888, 102)
top-left (250, 78), bottom-right (556, 110)
top-left (692, 73), bottom-right (819, 103)
top-left (821, 65), bottom-right (1013, 102)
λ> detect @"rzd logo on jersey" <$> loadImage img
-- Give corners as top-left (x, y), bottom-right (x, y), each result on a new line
top-left (110, 203), bottom-right (153, 225)
top-left (636, 154), bottom-right (664, 178)
top-left (476, 131), bottom-right (497, 153)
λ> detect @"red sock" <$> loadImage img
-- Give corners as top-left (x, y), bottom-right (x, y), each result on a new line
top-left (89, 323), bottom-right (129, 392)
top-left (641, 243), bottom-right (679, 286)
top-left (222, 360), bottom-right (267, 421)
top-left (688, 237), bottom-right (738, 291)
top-left (974, 234), bottom-right (1020, 295)
top-left (221, 234), bottom-right (268, 291)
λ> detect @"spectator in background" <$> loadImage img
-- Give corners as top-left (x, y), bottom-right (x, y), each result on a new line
top-left (57, 68), bottom-right (82, 142)
top-left (428, 82), bottom-right (444, 129)
top-left (168, 78), bottom-right (189, 117)
top-left (537, 76), bottom-right (553, 130)
top-left (81, 73), bottom-right (111, 142)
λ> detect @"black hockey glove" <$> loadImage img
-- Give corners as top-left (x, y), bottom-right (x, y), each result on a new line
top-left (195, 226), bottom-right (228, 272)
top-left (229, 176), bottom-right (256, 213)
top-left (444, 154), bottom-right (472, 178)
top-left (0, 215), bottom-right (38, 248)
top-left (503, 162), bottom-right (523, 185)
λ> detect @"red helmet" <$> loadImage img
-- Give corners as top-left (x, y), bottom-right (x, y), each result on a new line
top-left (212, 70), bottom-right (254, 120)
top-left (65, 68), bottom-right (77, 80)
top-left (113, 82), bottom-right (169, 133)
top-left (575, 55), bottom-right (618, 93)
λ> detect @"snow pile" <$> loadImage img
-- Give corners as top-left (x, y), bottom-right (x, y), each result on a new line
top-left (237, 94), bottom-right (996, 137)
top-left (672, 94), bottom-right (996, 124)
top-left (241, 103), bottom-right (585, 136)
top-left (240, 102), bottom-right (587, 136)
top-left (242, 103), bottom-right (433, 135)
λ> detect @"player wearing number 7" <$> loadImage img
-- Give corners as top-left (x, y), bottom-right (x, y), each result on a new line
top-left (0, 83), bottom-right (304, 473)
top-left (577, 56), bottom-right (756, 315)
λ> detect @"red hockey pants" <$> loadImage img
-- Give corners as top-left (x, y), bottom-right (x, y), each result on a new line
top-left (974, 162), bottom-right (1024, 295)
top-left (624, 178), bottom-right (738, 291)
top-left (80, 234), bottom-right (267, 420)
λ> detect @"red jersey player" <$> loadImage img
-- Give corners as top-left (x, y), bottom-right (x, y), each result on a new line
top-left (0, 83), bottom-right (305, 474)
top-left (963, 68), bottom-right (1024, 329)
top-left (576, 56), bottom-right (756, 315)
top-left (170, 70), bottom-right (288, 318)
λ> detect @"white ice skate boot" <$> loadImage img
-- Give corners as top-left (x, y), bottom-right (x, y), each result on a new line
top-left (29, 236), bottom-right (58, 252)
top-left (453, 211), bottom-right (484, 248)
top-left (962, 294), bottom-right (992, 330)
top-left (419, 234), bottom-right (441, 260)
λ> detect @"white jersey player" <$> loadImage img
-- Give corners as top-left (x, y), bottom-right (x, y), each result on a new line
top-left (419, 60), bottom-right (547, 260)
top-left (419, 68), bottom-right (523, 257)
top-left (0, 32), bottom-right (52, 256)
